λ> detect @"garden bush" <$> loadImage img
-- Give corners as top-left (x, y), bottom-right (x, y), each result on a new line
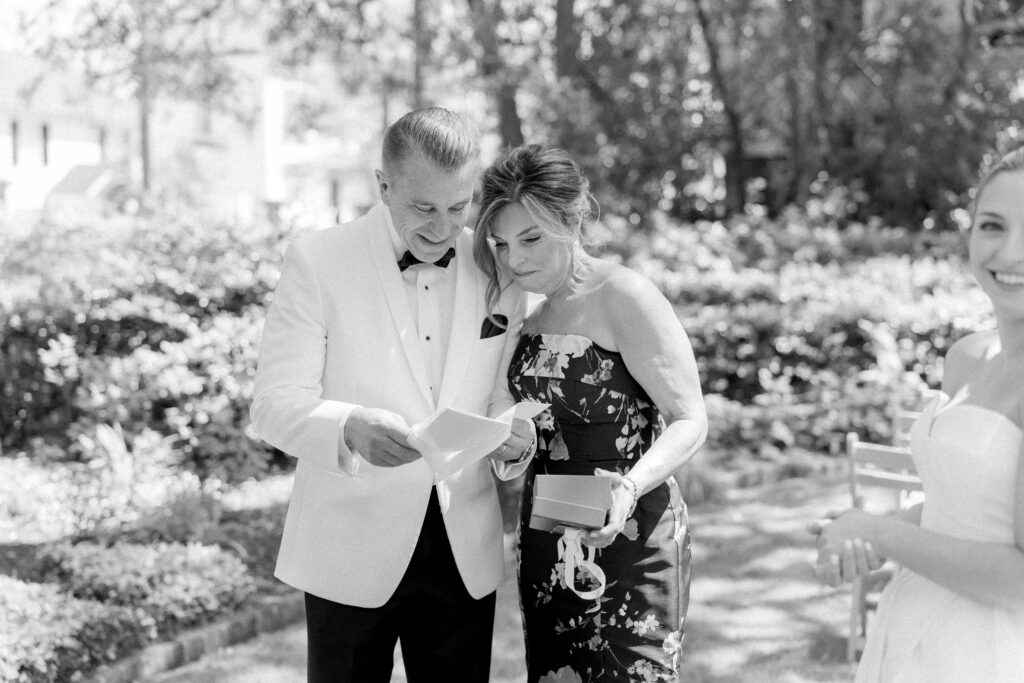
top-left (1, 204), bottom-right (994, 478)
top-left (0, 575), bottom-right (149, 683)
top-left (1, 212), bottom-right (286, 482)
top-left (616, 209), bottom-right (991, 452)
top-left (27, 540), bottom-right (256, 640)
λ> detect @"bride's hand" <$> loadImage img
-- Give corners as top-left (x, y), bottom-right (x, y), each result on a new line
top-left (813, 510), bottom-right (885, 585)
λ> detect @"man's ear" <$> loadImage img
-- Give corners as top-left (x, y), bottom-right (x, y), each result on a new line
top-left (374, 169), bottom-right (389, 204)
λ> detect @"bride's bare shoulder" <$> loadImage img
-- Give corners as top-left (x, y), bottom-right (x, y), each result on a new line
top-left (943, 330), bottom-right (999, 390)
top-left (947, 329), bottom-right (1000, 363)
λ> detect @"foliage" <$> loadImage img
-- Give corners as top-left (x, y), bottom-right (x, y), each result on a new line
top-left (21, 0), bottom-right (261, 105)
top-left (2, 201), bottom-right (994, 479)
top-left (213, 505), bottom-right (287, 584)
top-left (521, 0), bottom-right (719, 221)
top-left (0, 462), bottom-right (286, 681)
top-left (0, 433), bottom-right (238, 544)
top-left (0, 575), bottom-right (148, 683)
top-left (113, 492), bottom-right (287, 586)
top-left (28, 541), bottom-right (255, 640)
top-left (0, 212), bottom-right (287, 483)
top-left (612, 207), bottom-right (991, 455)
top-left (16, 0), bottom-right (1024, 226)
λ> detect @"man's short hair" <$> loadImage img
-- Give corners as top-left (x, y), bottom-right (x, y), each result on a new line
top-left (382, 107), bottom-right (481, 174)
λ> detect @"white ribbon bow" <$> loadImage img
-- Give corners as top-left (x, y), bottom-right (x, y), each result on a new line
top-left (557, 528), bottom-right (607, 600)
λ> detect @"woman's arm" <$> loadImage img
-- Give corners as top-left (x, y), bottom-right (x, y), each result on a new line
top-left (818, 337), bottom-right (1024, 609)
top-left (608, 273), bottom-right (707, 493)
top-left (819, 487), bottom-right (1024, 610)
top-left (582, 270), bottom-right (707, 547)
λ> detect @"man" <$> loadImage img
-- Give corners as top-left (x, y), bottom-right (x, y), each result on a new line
top-left (250, 107), bottom-right (535, 682)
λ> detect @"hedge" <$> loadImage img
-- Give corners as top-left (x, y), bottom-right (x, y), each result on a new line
top-left (0, 575), bottom-right (148, 683)
top-left (27, 541), bottom-right (255, 641)
top-left (0, 205), bottom-right (994, 478)
top-left (1, 214), bottom-right (284, 482)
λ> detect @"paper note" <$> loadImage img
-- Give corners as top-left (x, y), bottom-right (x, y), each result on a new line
top-left (408, 401), bottom-right (549, 478)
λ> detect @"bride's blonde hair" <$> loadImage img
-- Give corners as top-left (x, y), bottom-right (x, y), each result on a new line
top-left (971, 139), bottom-right (1024, 224)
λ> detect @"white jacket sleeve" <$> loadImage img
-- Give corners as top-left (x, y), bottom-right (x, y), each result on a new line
top-left (249, 238), bottom-right (360, 476)
top-left (489, 284), bottom-right (534, 481)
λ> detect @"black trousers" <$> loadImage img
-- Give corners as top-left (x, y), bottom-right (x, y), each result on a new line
top-left (304, 488), bottom-right (496, 683)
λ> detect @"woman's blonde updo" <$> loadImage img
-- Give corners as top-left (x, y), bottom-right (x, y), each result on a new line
top-left (473, 144), bottom-right (597, 314)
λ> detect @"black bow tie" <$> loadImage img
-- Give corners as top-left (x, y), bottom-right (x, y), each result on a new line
top-left (397, 247), bottom-right (455, 272)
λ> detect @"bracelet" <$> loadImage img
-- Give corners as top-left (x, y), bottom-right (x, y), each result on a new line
top-left (508, 436), bottom-right (537, 464)
top-left (620, 475), bottom-right (642, 518)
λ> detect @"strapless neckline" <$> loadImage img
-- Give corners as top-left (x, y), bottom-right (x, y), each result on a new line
top-left (926, 389), bottom-right (1022, 435)
top-left (520, 332), bottom-right (622, 357)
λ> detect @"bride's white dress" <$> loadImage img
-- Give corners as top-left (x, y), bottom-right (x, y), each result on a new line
top-left (855, 391), bottom-right (1024, 682)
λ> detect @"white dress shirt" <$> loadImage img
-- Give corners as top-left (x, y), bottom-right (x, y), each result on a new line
top-left (385, 211), bottom-right (456, 403)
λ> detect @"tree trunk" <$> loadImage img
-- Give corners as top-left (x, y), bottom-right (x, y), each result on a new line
top-left (412, 0), bottom-right (428, 109)
top-left (693, 0), bottom-right (745, 216)
top-left (940, 0), bottom-right (973, 107)
top-left (136, 0), bottom-right (152, 191)
top-left (782, 0), bottom-right (808, 205)
top-left (466, 0), bottom-right (523, 147)
top-left (809, 1), bottom-right (834, 173)
top-left (555, 0), bottom-right (577, 79)
top-left (139, 78), bottom-right (151, 191)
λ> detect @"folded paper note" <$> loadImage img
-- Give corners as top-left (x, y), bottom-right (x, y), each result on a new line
top-left (408, 401), bottom-right (549, 478)
top-left (528, 474), bottom-right (613, 532)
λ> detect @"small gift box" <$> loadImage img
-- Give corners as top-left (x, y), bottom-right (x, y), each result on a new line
top-left (528, 474), bottom-right (613, 532)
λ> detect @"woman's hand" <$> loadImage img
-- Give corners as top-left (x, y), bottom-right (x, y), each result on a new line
top-left (581, 468), bottom-right (641, 549)
top-left (488, 417), bottom-right (537, 463)
top-left (809, 509), bottom-right (886, 586)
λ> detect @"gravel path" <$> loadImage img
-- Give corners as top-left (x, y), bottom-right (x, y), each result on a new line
top-left (153, 473), bottom-right (859, 683)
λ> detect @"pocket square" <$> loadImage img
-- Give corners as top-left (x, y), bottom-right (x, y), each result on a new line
top-left (480, 314), bottom-right (508, 339)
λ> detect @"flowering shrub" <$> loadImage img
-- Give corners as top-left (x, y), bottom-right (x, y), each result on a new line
top-left (1, 213), bottom-right (286, 482)
top-left (612, 209), bottom-right (991, 456)
top-left (28, 541), bottom-right (255, 639)
top-left (1, 205), bottom-right (992, 478)
top-left (0, 575), bottom-right (148, 683)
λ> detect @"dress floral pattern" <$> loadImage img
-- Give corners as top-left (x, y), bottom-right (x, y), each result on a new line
top-left (508, 333), bottom-right (691, 683)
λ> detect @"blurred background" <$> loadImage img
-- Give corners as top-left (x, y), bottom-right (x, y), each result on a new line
top-left (1, 1), bottom-right (1024, 681)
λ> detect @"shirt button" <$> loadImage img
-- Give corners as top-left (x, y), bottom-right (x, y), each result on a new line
top-left (425, 336), bottom-right (431, 341)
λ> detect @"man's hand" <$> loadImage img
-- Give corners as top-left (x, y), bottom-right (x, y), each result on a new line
top-left (343, 407), bottom-right (422, 467)
top-left (489, 417), bottom-right (536, 463)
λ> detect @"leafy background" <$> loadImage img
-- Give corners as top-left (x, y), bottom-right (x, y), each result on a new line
top-left (3, 0), bottom-right (1023, 680)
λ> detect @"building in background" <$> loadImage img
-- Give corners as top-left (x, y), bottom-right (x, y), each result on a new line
top-left (0, 52), bottom-right (132, 223)
top-left (0, 49), bottom-right (379, 230)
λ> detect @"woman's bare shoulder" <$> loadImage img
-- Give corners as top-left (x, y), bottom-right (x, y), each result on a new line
top-left (588, 260), bottom-right (661, 302)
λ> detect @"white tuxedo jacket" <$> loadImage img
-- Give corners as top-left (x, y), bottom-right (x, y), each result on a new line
top-left (250, 205), bottom-right (528, 607)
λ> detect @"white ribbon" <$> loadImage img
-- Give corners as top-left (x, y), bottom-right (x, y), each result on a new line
top-left (557, 528), bottom-right (607, 600)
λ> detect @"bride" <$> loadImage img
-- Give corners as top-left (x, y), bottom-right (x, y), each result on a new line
top-left (812, 143), bottom-right (1024, 681)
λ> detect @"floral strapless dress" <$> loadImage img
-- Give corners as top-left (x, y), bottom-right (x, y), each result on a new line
top-left (855, 390), bottom-right (1024, 682)
top-left (508, 333), bottom-right (691, 683)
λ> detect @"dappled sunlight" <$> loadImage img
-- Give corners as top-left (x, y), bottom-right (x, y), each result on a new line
top-left (682, 475), bottom-right (858, 680)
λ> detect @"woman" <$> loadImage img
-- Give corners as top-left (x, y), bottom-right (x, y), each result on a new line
top-left (813, 144), bottom-right (1024, 681)
top-left (473, 144), bottom-right (708, 682)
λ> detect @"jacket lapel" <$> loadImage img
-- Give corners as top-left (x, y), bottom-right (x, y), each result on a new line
top-left (437, 231), bottom-right (478, 409)
top-left (365, 206), bottom-right (434, 408)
